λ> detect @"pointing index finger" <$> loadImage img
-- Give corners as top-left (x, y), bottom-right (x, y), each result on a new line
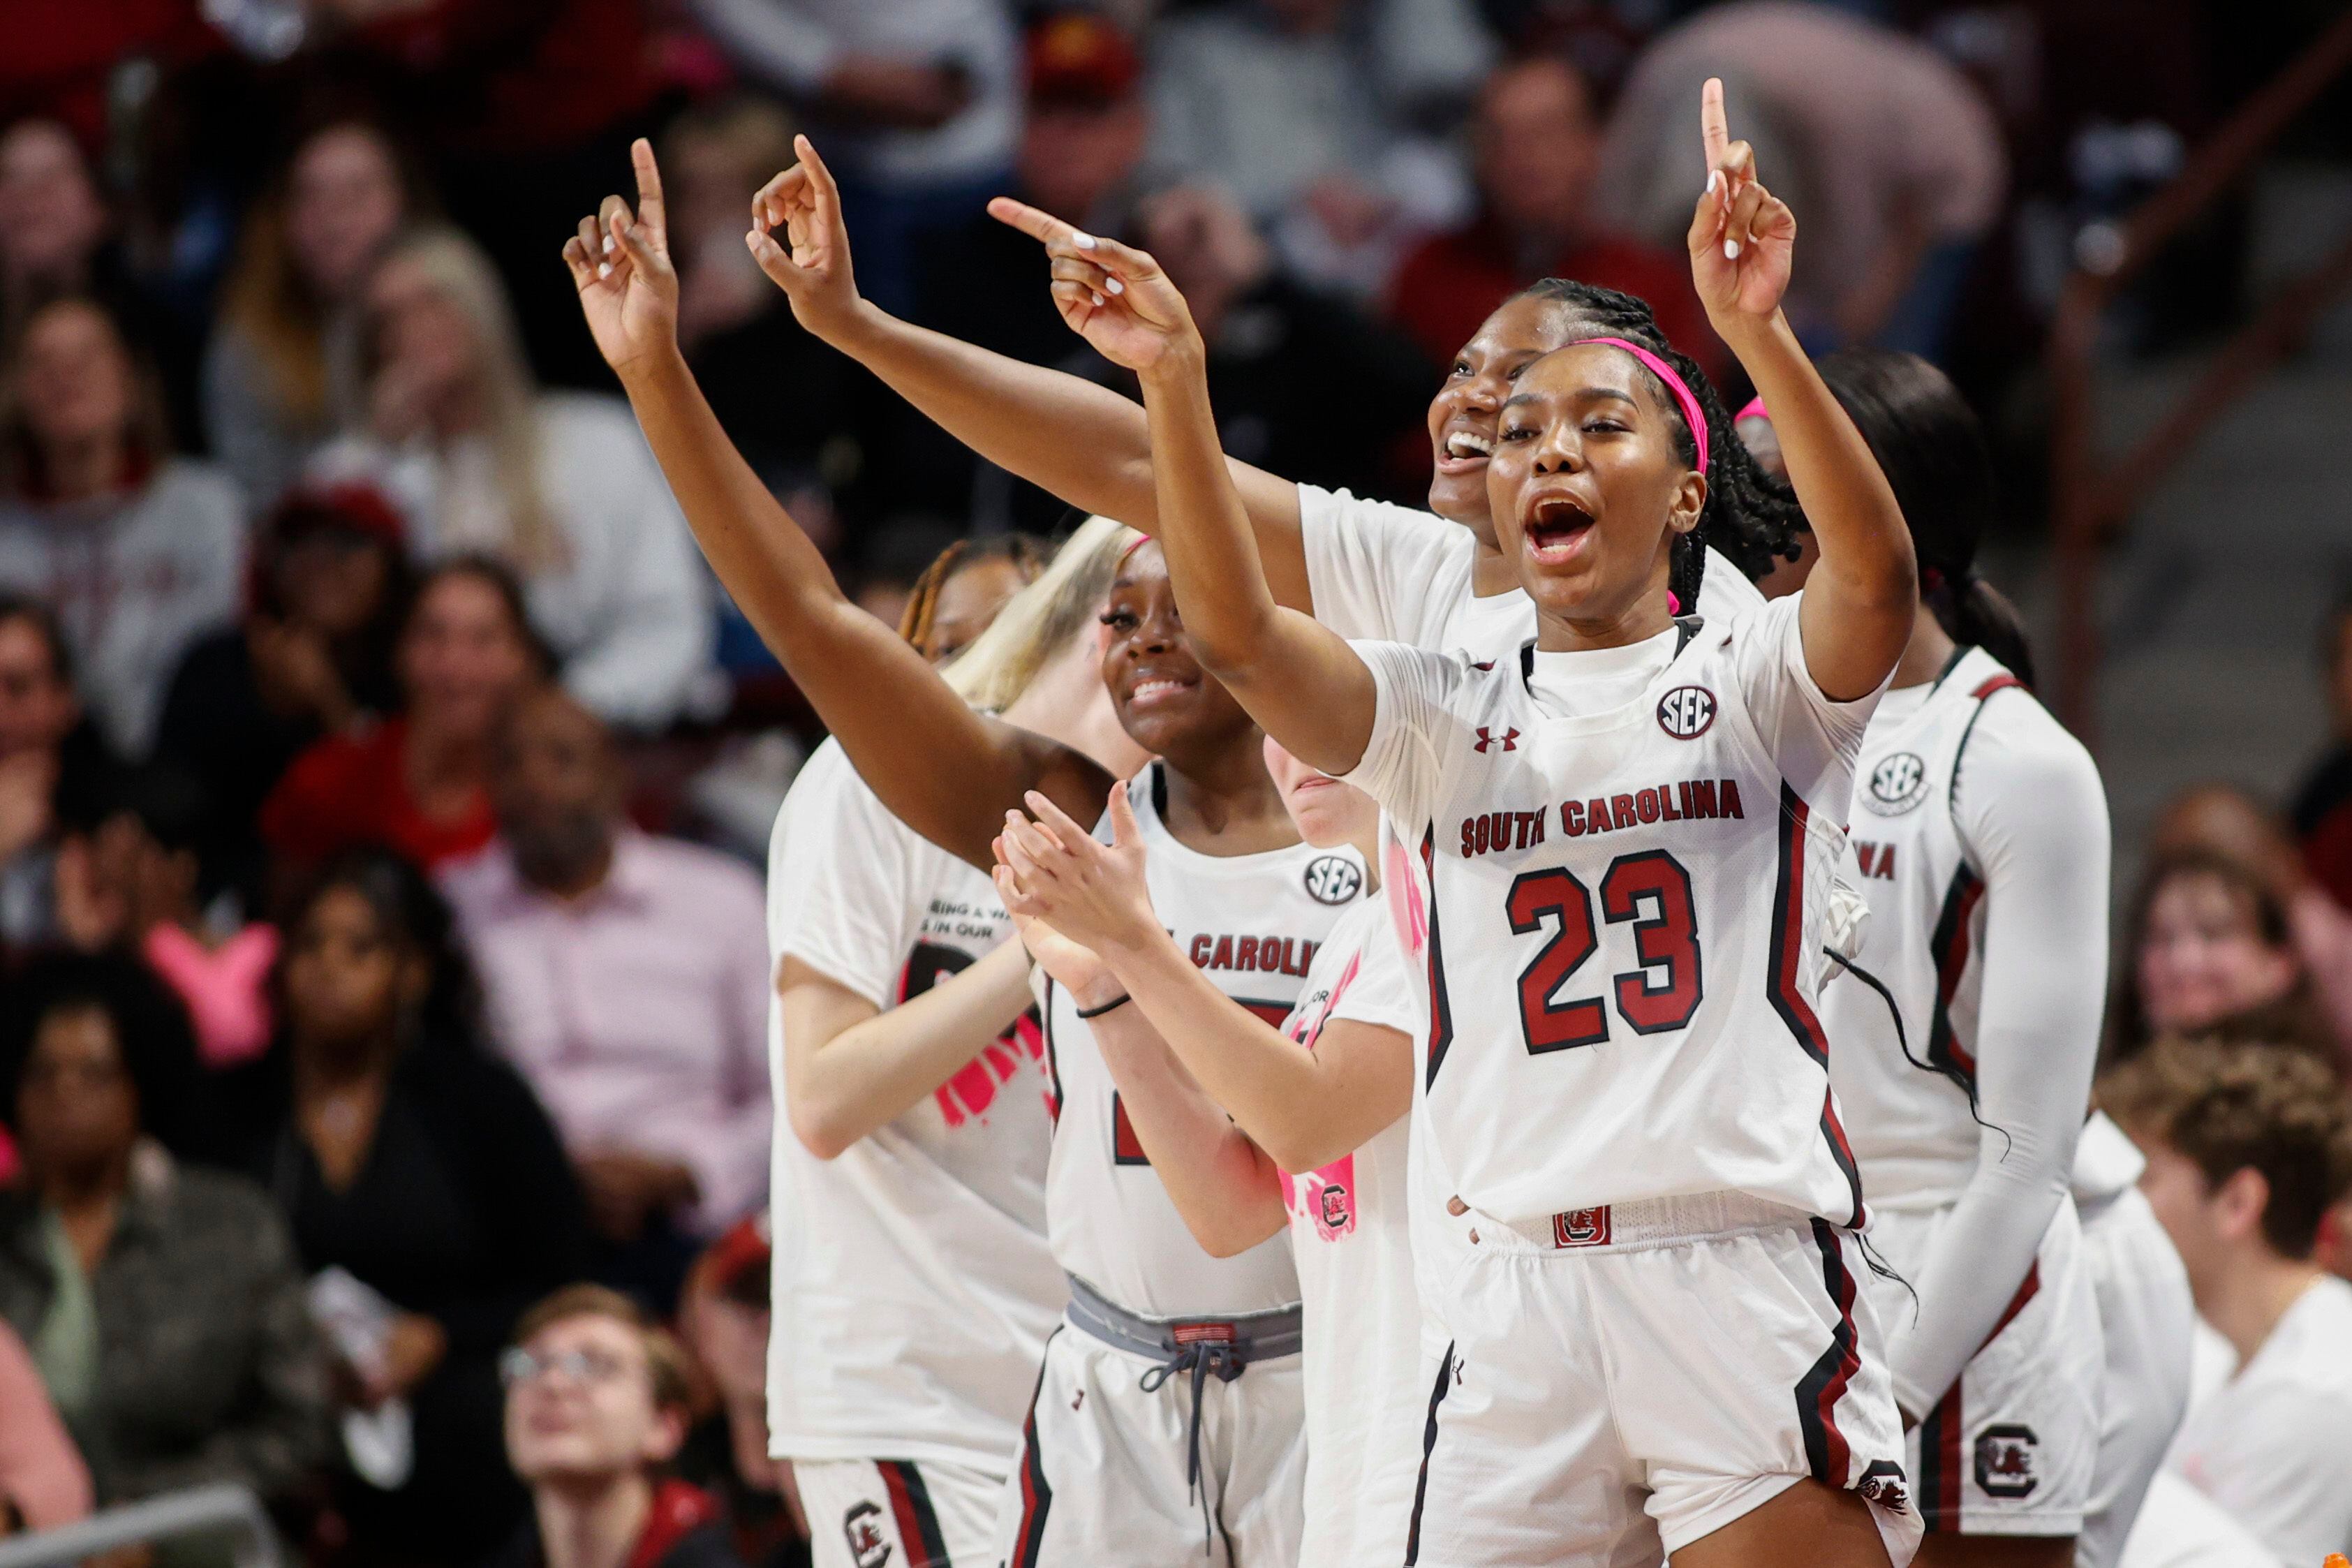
top-left (1701, 77), bottom-right (1730, 175)
top-left (631, 139), bottom-right (665, 246)
top-left (988, 196), bottom-right (1077, 248)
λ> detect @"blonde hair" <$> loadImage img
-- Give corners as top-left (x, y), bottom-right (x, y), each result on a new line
top-left (943, 515), bottom-right (1139, 709)
top-left (367, 226), bottom-right (562, 570)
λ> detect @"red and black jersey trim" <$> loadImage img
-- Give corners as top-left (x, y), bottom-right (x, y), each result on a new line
top-left (1925, 864), bottom-right (1985, 1102)
top-left (1770, 784), bottom-right (1864, 1227)
top-left (1794, 1218), bottom-right (1862, 1490)
top-left (876, 1461), bottom-right (951, 1567)
top-left (1420, 827), bottom-right (1456, 1090)
top-left (1403, 1340), bottom-right (1456, 1566)
top-left (1110, 1093), bottom-right (1151, 1166)
top-left (1039, 980), bottom-right (1064, 1127)
top-left (1005, 1326), bottom-right (1060, 1568)
top-left (1917, 1381), bottom-right (1965, 1532)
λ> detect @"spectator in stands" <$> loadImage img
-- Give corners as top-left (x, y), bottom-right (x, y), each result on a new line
top-left (0, 296), bottom-right (245, 758)
top-left (674, 1218), bottom-right (797, 1541)
top-left (896, 535), bottom-right (1044, 665)
top-left (260, 556), bottom-right (547, 878)
top-left (312, 228), bottom-right (714, 730)
top-left (0, 121), bottom-right (109, 344)
top-left (442, 688), bottom-right (770, 1306)
top-left (2291, 591), bottom-right (2352, 910)
top-left (2110, 850), bottom-right (2329, 1062)
top-left (158, 485), bottom-right (413, 903)
top-left (1144, 0), bottom-right (1493, 295)
top-left (1386, 54), bottom-right (1711, 373)
top-left (0, 952), bottom-right (330, 1517)
top-left (253, 850), bottom-right (591, 1562)
top-left (2101, 1038), bottom-right (2352, 1563)
top-left (206, 121), bottom-right (432, 515)
top-left (0, 1317), bottom-right (90, 1534)
top-left (687, 0), bottom-right (1019, 314)
top-left (0, 596), bottom-right (117, 956)
top-left (1131, 182), bottom-right (1434, 499)
top-left (495, 1285), bottom-right (746, 1568)
top-left (1596, 1), bottom-right (2006, 358)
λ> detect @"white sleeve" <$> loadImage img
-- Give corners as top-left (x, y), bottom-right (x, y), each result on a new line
top-left (1728, 593), bottom-right (1881, 811)
top-left (772, 747), bottom-right (922, 1011)
top-left (1883, 698), bottom-right (2110, 1418)
top-left (1296, 484), bottom-right (1477, 646)
top-left (1324, 903), bottom-right (1421, 1038)
top-left (2198, 1381), bottom-right (2352, 1563)
top-left (1336, 639), bottom-right (1472, 836)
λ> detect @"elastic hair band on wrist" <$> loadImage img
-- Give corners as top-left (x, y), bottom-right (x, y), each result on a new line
top-left (1076, 992), bottom-right (1132, 1020)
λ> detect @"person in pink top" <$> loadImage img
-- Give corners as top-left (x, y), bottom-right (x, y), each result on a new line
top-left (440, 686), bottom-right (769, 1308)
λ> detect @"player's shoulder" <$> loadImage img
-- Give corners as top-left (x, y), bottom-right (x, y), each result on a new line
top-left (1953, 661), bottom-right (2099, 787)
top-left (1300, 484), bottom-right (1471, 556)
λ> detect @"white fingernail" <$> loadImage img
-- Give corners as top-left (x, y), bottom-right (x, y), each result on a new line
top-left (1723, 239), bottom-right (1740, 260)
top-left (1074, 232), bottom-right (1098, 250)
top-left (598, 262), bottom-right (612, 279)
top-left (1091, 292), bottom-right (1105, 306)
top-left (1104, 276), bottom-right (1125, 295)
top-left (602, 235), bottom-right (614, 254)
top-left (1708, 170), bottom-right (1720, 195)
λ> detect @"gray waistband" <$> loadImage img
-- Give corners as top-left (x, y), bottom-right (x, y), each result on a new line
top-left (1063, 1273), bottom-right (1304, 1363)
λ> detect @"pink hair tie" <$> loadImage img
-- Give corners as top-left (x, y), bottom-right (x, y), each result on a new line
top-left (1667, 592), bottom-right (1682, 615)
top-left (1733, 395), bottom-right (1768, 423)
top-left (1572, 336), bottom-right (1709, 475)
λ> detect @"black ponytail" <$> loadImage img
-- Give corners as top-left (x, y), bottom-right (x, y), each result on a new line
top-left (1814, 348), bottom-right (2036, 686)
top-left (1512, 278), bottom-right (1807, 604)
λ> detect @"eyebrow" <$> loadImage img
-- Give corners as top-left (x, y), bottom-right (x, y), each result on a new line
top-left (1500, 384), bottom-right (1642, 416)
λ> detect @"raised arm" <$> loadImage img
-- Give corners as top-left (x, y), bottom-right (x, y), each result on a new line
top-left (1009, 227), bottom-right (1378, 776)
top-left (563, 141), bottom-right (1107, 866)
top-left (1689, 80), bottom-right (1916, 702)
top-left (744, 139), bottom-right (1317, 609)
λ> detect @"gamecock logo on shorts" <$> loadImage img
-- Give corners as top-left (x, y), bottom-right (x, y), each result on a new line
top-left (1657, 686), bottom-right (1716, 739)
top-left (1856, 1460), bottom-right (1911, 1514)
top-left (1552, 1206), bottom-right (1612, 1248)
top-left (1974, 1424), bottom-right (2040, 1499)
top-left (843, 1501), bottom-right (892, 1568)
top-left (1863, 751), bottom-right (1930, 816)
top-left (1303, 855), bottom-right (1364, 905)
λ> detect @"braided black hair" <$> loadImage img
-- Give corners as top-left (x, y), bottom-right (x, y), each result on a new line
top-left (1511, 279), bottom-right (1806, 609)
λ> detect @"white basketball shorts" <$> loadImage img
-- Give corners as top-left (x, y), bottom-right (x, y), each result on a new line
top-left (800, 1456), bottom-right (1003, 1568)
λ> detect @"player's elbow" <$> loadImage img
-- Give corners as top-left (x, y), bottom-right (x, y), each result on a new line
top-left (1188, 602), bottom-right (1283, 688)
top-left (788, 1098), bottom-right (862, 1162)
top-left (1185, 1209), bottom-right (1285, 1259)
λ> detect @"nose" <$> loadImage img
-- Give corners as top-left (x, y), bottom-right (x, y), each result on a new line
top-left (1529, 424), bottom-right (1583, 475)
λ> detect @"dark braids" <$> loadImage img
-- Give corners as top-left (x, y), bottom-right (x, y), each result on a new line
top-left (1512, 279), bottom-right (1807, 607)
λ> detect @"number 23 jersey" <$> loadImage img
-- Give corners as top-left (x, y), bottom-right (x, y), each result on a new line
top-left (1342, 596), bottom-right (1881, 1229)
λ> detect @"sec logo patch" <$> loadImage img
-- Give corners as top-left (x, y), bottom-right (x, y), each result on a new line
top-left (1304, 855), bottom-right (1363, 905)
top-left (1863, 751), bottom-right (1930, 815)
top-left (1657, 686), bottom-right (1716, 739)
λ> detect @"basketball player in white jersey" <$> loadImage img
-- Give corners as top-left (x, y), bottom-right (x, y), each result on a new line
top-left (989, 744), bottom-right (1423, 1568)
top-left (561, 156), bottom-right (1362, 1566)
top-left (1025, 82), bottom-right (1922, 1565)
top-left (1763, 350), bottom-right (2103, 1567)
top-left (742, 138), bottom-right (1793, 649)
top-left (769, 524), bottom-right (1144, 1568)
top-left (1739, 383), bottom-right (2193, 1568)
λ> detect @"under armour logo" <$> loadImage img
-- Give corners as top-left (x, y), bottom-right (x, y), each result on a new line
top-left (1474, 726), bottom-right (1518, 753)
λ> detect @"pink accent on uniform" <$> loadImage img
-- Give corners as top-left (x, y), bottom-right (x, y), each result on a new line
top-left (1734, 395), bottom-right (1769, 423)
top-left (1571, 336), bottom-right (1709, 474)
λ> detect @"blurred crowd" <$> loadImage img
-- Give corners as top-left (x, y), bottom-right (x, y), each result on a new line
top-left (0, 0), bottom-right (2342, 1562)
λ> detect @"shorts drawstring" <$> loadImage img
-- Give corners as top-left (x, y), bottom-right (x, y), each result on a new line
top-left (1139, 1340), bottom-right (1246, 1554)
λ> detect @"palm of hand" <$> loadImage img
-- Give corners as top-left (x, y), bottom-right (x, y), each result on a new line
top-left (1065, 274), bottom-right (1192, 373)
top-left (582, 253), bottom-right (676, 371)
top-left (1694, 212), bottom-right (1795, 320)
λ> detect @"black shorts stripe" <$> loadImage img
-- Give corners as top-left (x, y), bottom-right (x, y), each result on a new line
top-left (1918, 1381), bottom-right (1965, 1532)
top-left (1007, 1326), bottom-right (1060, 1568)
top-left (1403, 1340), bottom-right (1455, 1566)
top-left (1793, 1219), bottom-right (1861, 1489)
top-left (878, 1460), bottom-right (950, 1567)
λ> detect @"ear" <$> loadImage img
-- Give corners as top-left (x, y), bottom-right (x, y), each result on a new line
top-left (2212, 1164), bottom-right (2272, 1245)
top-left (1668, 469), bottom-right (1708, 538)
top-left (644, 1405), bottom-right (688, 1465)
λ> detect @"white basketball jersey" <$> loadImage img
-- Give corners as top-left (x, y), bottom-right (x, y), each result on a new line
top-left (1046, 762), bottom-right (1368, 1317)
top-left (1345, 597), bottom-right (1877, 1227)
top-left (767, 741), bottom-right (1065, 1471)
top-left (1824, 647), bottom-right (2036, 1208)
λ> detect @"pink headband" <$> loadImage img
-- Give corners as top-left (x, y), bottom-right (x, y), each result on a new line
top-left (1734, 395), bottom-right (1768, 423)
top-left (1572, 336), bottom-right (1708, 476)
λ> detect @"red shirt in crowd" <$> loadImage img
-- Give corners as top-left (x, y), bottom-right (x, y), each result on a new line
top-left (1387, 215), bottom-right (1721, 382)
top-left (259, 718), bottom-right (496, 873)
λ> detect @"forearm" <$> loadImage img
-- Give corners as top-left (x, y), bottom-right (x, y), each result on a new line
top-left (792, 942), bottom-right (1035, 1157)
top-left (1108, 929), bottom-right (1397, 1172)
top-left (1717, 312), bottom-right (1914, 696)
top-left (1086, 1005), bottom-right (1287, 1257)
top-left (616, 348), bottom-right (1070, 863)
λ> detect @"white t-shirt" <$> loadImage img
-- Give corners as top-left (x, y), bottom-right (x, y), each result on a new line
top-left (1274, 897), bottom-right (1423, 1568)
top-left (1296, 482), bottom-right (1766, 653)
top-left (1342, 596), bottom-right (1879, 1225)
top-left (1822, 647), bottom-right (2109, 1416)
top-left (764, 740), bottom-right (1065, 1471)
top-left (2168, 1274), bottom-right (2352, 1562)
top-left (2120, 1472), bottom-right (2283, 1568)
top-left (1045, 763), bottom-right (1366, 1317)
